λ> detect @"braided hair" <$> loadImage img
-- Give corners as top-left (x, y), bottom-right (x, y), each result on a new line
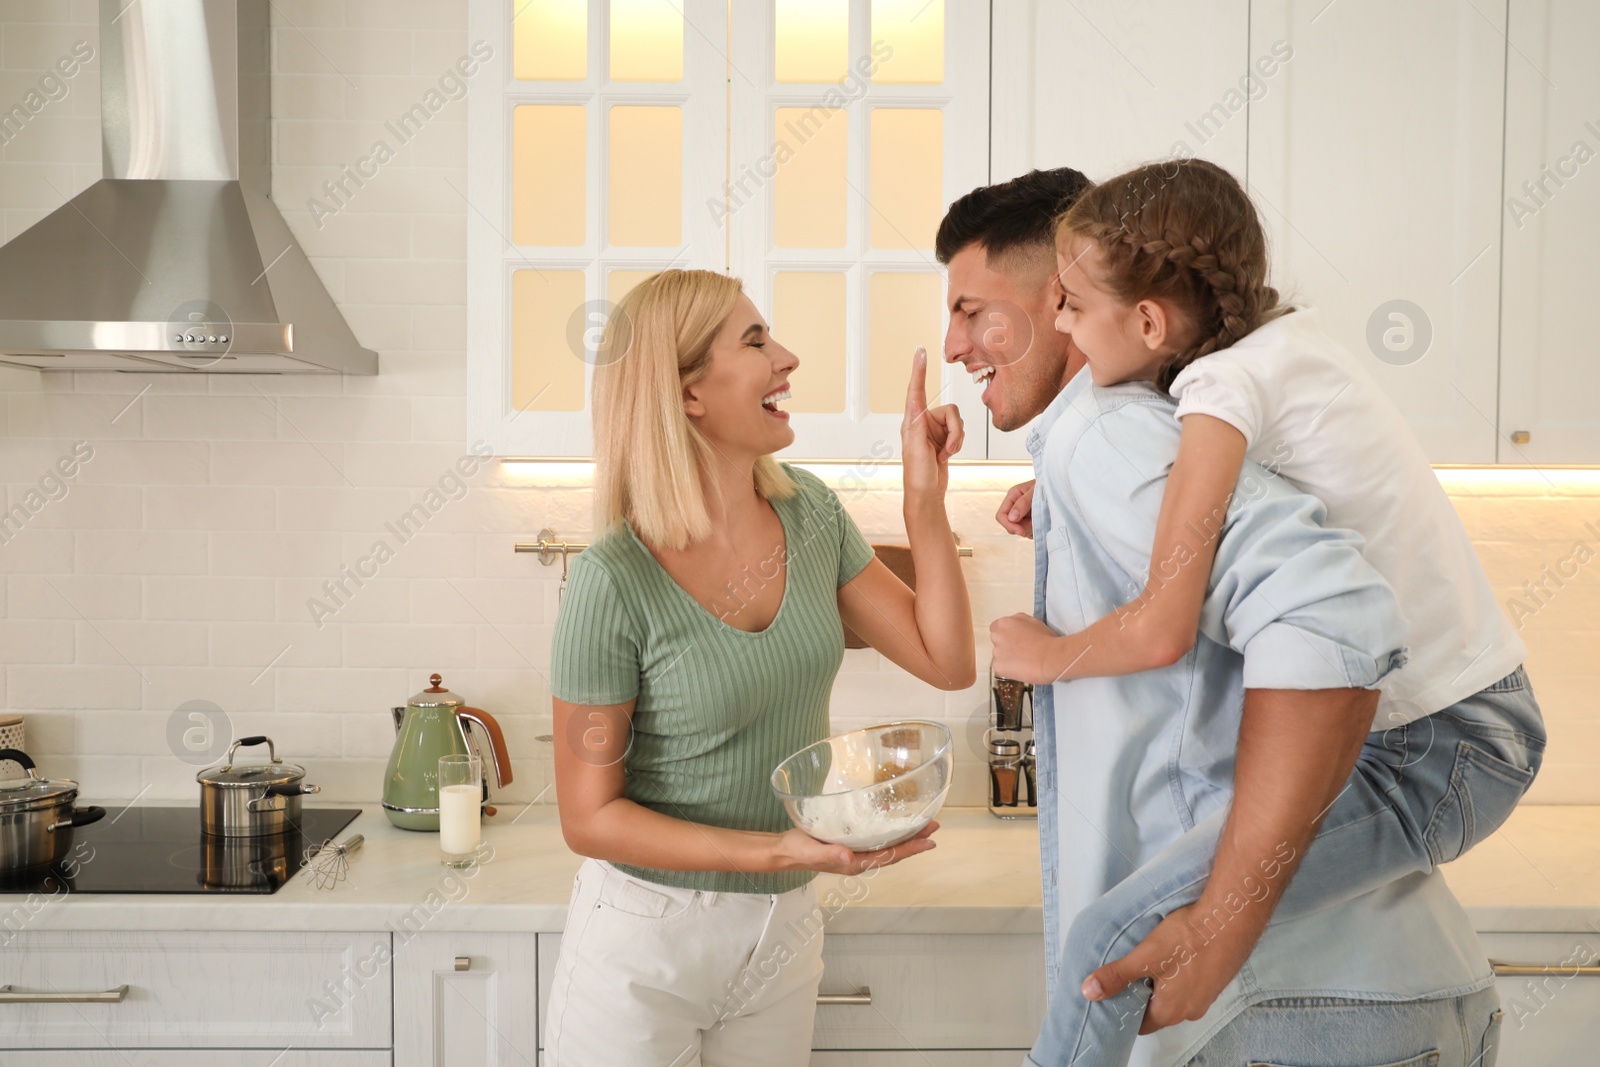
top-left (1057, 158), bottom-right (1282, 391)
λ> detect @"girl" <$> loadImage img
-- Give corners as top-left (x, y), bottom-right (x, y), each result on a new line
top-left (991, 158), bottom-right (1544, 1065)
top-left (543, 269), bottom-right (975, 1067)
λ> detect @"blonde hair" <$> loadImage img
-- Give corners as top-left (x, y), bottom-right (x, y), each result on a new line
top-left (592, 269), bottom-right (797, 550)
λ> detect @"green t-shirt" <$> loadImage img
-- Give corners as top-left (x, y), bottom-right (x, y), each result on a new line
top-left (550, 463), bottom-right (877, 893)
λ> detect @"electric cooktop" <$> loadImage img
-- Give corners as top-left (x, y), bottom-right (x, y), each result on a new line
top-left (0, 806), bottom-right (361, 895)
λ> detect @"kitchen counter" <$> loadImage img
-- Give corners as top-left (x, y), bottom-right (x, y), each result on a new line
top-left (7, 803), bottom-right (1598, 936)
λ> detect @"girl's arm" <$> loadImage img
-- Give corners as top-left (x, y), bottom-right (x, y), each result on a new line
top-left (553, 696), bottom-right (939, 876)
top-left (992, 414), bottom-right (1247, 684)
top-left (840, 347), bottom-right (976, 691)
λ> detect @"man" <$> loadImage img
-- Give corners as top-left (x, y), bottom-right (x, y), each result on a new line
top-left (938, 169), bottom-right (1501, 1065)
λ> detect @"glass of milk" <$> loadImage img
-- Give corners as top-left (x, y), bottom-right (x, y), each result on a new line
top-left (438, 753), bottom-right (482, 868)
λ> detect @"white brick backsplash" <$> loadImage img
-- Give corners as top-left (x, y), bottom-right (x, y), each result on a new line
top-left (276, 666), bottom-right (413, 715)
top-left (76, 620), bottom-right (208, 667)
top-left (210, 441), bottom-right (351, 486)
top-left (138, 666), bottom-right (278, 715)
top-left (72, 441), bottom-right (210, 486)
top-left (343, 622), bottom-right (476, 669)
top-left (145, 486), bottom-right (277, 531)
top-left (76, 530), bottom-right (207, 575)
top-left (278, 574), bottom-right (409, 623)
top-left (0, 618), bottom-right (73, 662)
top-left (141, 394), bottom-right (279, 440)
top-left (144, 576), bottom-right (275, 621)
top-left (208, 622), bottom-right (341, 670)
top-left (1, 0), bottom-right (1596, 812)
top-left (7, 664), bottom-right (141, 711)
top-left (8, 573), bottom-right (139, 618)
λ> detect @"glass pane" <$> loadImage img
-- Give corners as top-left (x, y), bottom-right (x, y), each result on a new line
top-left (609, 106), bottom-right (683, 247)
top-left (513, 270), bottom-right (587, 412)
top-left (513, 105), bottom-right (586, 247)
top-left (773, 272), bottom-right (847, 413)
top-left (872, 0), bottom-right (944, 83)
top-left (869, 109), bottom-right (942, 250)
top-left (868, 272), bottom-right (941, 414)
top-left (775, 0), bottom-right (849, 83)
top-left (514, 0), bottom-right (587, 80)
top-left (774, 107), bottom-right (848, 248)
top-left (610, 0), bottom-right (683, 81)
top-left (607, 269), bottom-right (657, 305)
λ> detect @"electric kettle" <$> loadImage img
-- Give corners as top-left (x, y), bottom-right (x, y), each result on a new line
top-left (382, 674), bottom-right (513, 831)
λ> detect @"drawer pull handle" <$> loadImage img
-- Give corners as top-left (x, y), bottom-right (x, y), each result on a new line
top-left (817, 988), bottom-right (872, 1006)
top-left (455, 956), bottom-right (471, 972)
top-left (0, 984), bottom-right (129, 1004)
top-left (1491, 959), bottom-right (1600, 978)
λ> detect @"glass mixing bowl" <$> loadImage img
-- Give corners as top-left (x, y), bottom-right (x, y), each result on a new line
top-left (770, 721), bottom-right (953, 851)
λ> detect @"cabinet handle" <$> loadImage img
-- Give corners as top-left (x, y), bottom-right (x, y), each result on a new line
top-left (454, 956), bottom-right (471, 972)
top-left (817, 988), bottom-right (872, 1006)
top-left (0, 984), bottom-right (129, 1003)
top-left (1490, 959), bottom-right (1600, 977)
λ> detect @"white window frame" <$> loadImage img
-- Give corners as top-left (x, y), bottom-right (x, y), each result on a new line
top-left (728, 0), bottom-right (991, 461)
top-left (468, 0), bottom-right (993, 459)
top-left (467, 0), bottom-right (728, 457)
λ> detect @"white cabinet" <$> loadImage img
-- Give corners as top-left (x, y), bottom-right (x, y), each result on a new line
top-left (0, 931), bottom-right (390, 1057)
top-left (987, 0), bottom-right (1249, 461)
top-left (1479, 932), bottom-right (1600, 1066)
top-left (392, 931), bottom-right (538, 1067)
top-left (1247, 0), bottom-right (1508, 464)
top-left (1497, 0), bottom-right (1600, 463)
top-left (537, 930), bottom-right (1044, 1059)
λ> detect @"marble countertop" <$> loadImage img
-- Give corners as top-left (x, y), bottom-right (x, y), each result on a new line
top-left (7, 803), bottom-right (1597, 936)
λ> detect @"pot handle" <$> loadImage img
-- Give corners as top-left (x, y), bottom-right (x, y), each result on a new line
top-left (47, 805), bottom-right (105, 833)
top-left (222, 736), bottom-right (277, 772)
top-left (246, 782), bottom-right (321, 812)
top-left (457, 708), bottom-right (514, 788)
top-left (0, 748), bottom-right (36, 774)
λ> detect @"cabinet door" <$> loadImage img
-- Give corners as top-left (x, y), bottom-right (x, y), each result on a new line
top-left (467, 0), bottom-right (730, 457)
top-left (393, 932), bottom-right (537, 1067)
top-left (1497, 0), bottom-right (1600, 463)
top-left (1478, 932), bottom-right (1600, 1066)
top-left (728, 0), bottom-right (991, 461)
top-left (1248, 0), bottom-right (1505, 463)
top-left (987, 0), bottom-right (1249, 460)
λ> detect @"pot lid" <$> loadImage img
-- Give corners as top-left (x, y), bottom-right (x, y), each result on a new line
top-left (197, 760), bottom-right (305, 788)
top-left (0, 770), bottom-right (79, 810)
top-left (195, 735), bottom-right (305, 787)
top-left (408, 673), bottom-right (464, 709)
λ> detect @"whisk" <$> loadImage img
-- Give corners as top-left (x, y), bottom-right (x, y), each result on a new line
top-left (303, 833), bottom-right (364, 890)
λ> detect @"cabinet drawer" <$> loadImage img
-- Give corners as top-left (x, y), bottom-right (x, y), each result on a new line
top-left (811, 1054), bottom-right (1027, 1065)
top-left (0, 931), bottom-right (391, 1049)
top-left (812, 934), bottom-right (1043, 1050)
top-left (1479, 931), bottom-right (1600, 1067)
top-left (0, 1053), bottom-right (390, 1066)
top-left (538, 932), bottom-right (1045, 1052)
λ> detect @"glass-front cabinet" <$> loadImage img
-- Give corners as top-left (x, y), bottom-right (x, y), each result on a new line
top-left (468, 0), bottom-right (991, 459)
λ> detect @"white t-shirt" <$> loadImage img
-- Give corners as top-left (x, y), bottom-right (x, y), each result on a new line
top-left (1170, 306), bottom-right (1525, 729)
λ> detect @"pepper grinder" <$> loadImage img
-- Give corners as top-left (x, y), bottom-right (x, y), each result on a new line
top-left (986, 663), bottom-right (1037, 819)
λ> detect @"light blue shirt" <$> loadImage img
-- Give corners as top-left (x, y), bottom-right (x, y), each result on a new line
top-left (1027, 374), bottom-right (1494, 1066)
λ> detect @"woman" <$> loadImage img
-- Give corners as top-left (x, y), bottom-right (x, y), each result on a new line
top-left (543, 269), bottom-right (976, 1066)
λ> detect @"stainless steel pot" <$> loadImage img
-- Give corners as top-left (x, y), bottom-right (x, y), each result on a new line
top-left (196, 736), bottom-right (320, 838)
top-left (0, 748), bottom-right (105, 872)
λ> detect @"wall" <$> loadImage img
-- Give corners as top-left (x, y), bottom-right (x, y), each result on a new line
top-left (0, 0), bottom-right (1594, 814)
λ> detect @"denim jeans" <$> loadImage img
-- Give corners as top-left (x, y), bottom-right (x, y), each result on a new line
top-left (1185, 985), bottom-right (1503, 1066)
top-left (1026, 667), bottom-right (1544, 1067)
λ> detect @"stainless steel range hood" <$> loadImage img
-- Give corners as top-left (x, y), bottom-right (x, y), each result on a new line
top-left (0, 0), bottom-right (377, 374)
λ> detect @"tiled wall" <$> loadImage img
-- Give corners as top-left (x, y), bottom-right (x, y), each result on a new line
top-left (0, 1), bottom-right (1594, 814)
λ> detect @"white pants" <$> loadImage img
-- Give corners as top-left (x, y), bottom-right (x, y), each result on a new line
top-left (543, 858), bottom-right (826, 1067)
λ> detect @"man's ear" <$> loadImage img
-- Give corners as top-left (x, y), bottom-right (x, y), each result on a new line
top-left (1135, 298), bottom-right (1173, 354)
